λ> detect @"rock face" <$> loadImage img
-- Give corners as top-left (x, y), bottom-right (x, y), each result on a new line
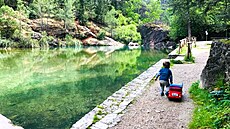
top-left (139, 24), bottom-right (176, 50)
top-left (29, 19), bottom-right (123, 47)
top-left (201, 41), bottom-right (230, 89)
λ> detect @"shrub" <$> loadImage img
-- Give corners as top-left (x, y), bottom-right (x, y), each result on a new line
top-left (39, 31), bottom-right (54, 48)
top-left (184, 55), bottom-right (195, 63)
top-left (170, 59), bottom-right (183, 64)
top-left (97, 30), bottom-right (106, 40)
top-left (220, 39), bottom-right (230, 44)
top-left (65, 34), bottom-right (75, 47)
top-left (113, 24), bottom-right (141, 44)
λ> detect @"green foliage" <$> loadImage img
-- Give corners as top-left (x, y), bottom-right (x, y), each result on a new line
top-left (93, 115), bottom-right (100, 124)
top-left (141, 0), bottom-right (162, 24)
top-left (57, 0), bottom-right (75, 29)
top-left (29, 0), bottom-right (56, 21)
top-left (0, 6), bottom-right (19, 39)
top-left (65, 34), bottom-right (75, 47)
top-left (122, 0), bottom-right (142, 23)
top-left (104, 7), bottom-right (118, 27)
top-left (184, 54), bottom-right (195, 63)
top-left (189, 81), bottom-right (230, 129)
top-left (104, 7), bottom-right (118, 37)
top-left (114, 24), bottom-right (141, 44)
top-left (94, 0), bottom-right (110, 23)
top-left (0, 38), bottom-right (10, 48)
top-left (97, 30), bottom-right (106, 40)
top-left (39, 31), bottom-right (53, 48)
top-left (167, 0), bottom-right (230, 40)
top-left (77, 0), bottom-right (88, 25)
top-left (220, 39), bottom-right (230, 44)
top-left (0, 0), bottom-right (4, 8)
top-left (17, 0), bottom-right (29, 17)
top-left (170, 59), bottom-right (183, 64)
top-left (177, 46), bottom-right (187, 55)
top-left (168, 15), bottom-right (188, 40)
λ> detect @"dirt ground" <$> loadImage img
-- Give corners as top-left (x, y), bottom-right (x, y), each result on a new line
top-left (111, 42), bottom-right (210, 129)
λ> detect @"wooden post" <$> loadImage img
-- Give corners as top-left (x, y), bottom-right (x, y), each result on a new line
top-left (187, 42), bottom-right (192, 59)
top-left (179, 40), bottom-right (182, 54)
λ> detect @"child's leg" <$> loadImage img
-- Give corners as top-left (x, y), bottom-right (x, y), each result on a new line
top-left (165, 82), bottom-right (170, 96)
top-left (159, 80), bottom-right (167, 96)
top-left (160, 83), bottom-right (164, 94)
top-left (165, 86), bottom-right (169, 96)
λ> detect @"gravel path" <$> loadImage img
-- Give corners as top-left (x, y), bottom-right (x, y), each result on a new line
top-left (111, 42), bottom-right (210, 129)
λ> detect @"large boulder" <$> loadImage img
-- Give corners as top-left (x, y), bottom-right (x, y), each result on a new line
top-left (139, 24), bottom-right (176, 50)
top-left (82, 37), bottom-right (124, 46)
top-left (201, 40), bottom-right (230, 89)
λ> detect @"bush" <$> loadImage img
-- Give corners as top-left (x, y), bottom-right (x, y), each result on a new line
top-left (97, 30), bottom-right (106, 40)
top-left (220, 39), bottom-right (230, 44)
top-left (65, 34), bottom-right (75, 47)
top-left (170, 59), bottom-right (183, 64)
top-left (39, 31), bottom-right (54, 48)
top-left (113, 24), bottom-right (141, 44)
top-left (184, 55), bottom-right (195, 63)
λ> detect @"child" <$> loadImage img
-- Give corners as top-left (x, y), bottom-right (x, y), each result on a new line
top-left (155, 61), bottom-right (173, 96)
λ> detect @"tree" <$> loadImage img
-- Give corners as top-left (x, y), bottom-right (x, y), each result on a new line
top-left (168, 0), bottom-right (195, 41)
top-left (78, 0), bottom-right (87, 25)
top-left (0, 0), bottom-right (4, 8)
top-left (0, 5), bottom-right (19, 39)
top-left (168, 0), bottom-right (230, 40)
top-left (202, 0), bottom-right (230, 38)
top-left (31, 0), bottom-right (56, 31)
top-left (94, 0), bottom-right (111, 23)
top-left (104, 7), bottom-right (118, 37)
top-left (141, 0), bottom-right (162, 24)
top-left (57, 0), bottom-right (75, 30)
top-left (123, 0), bottom-right (142, 23)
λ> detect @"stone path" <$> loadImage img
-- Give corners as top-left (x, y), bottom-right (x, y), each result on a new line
top-left (111, 41), bottom-right (210, 129)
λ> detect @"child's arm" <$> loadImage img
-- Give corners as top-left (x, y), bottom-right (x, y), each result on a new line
top-left (155, 73), bottom-right (160, 81)
top-left (155, 69), bottom-right (162, 81)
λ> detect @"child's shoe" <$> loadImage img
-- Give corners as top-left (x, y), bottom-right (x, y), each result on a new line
top-left (165, 91), bottom-right (169, 96)
top-left (161, 92), bottom-right (164, 96)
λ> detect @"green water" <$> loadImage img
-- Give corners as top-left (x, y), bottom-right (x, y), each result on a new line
top-left (0, 46), bottom-right (166, 129)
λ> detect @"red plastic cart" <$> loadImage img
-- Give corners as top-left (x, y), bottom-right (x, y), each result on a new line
top-left (167, 83), bottom-right (183, 101)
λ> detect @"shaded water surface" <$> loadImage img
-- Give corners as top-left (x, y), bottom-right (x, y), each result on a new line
top-left (0, 46), bottom-right (166, 129)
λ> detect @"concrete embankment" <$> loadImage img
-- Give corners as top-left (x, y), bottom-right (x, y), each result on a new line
top-left (0, 114), bottom-right (24, 129)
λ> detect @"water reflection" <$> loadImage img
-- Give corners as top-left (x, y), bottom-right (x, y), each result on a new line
top-left (0, 46), bottom-right (166, 129)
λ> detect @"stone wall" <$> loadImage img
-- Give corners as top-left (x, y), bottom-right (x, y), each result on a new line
top-left (201, 41), bottom-right (230, 89)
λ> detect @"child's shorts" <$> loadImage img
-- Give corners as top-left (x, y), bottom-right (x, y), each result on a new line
top-left (159, 80), bottom-right (169, 87)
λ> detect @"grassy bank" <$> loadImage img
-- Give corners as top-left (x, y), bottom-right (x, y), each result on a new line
top-left (189, 82), bottom-right (230, 129)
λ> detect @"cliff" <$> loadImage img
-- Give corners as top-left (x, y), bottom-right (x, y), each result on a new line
top-left (201, 40), bottom-right (230, 89)
top-left (139, 24), bottom-right (176, 50)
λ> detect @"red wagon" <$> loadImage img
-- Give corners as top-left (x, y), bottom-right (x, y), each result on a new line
top-left (167, 83), bottom-right (183, 101)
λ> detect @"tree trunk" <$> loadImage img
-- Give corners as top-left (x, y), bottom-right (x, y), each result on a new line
top-left (187, 0), bottom-right (191, 42)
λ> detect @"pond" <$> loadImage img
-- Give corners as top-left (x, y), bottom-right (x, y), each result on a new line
top-left (0, 46), bottom-right (166, 129)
